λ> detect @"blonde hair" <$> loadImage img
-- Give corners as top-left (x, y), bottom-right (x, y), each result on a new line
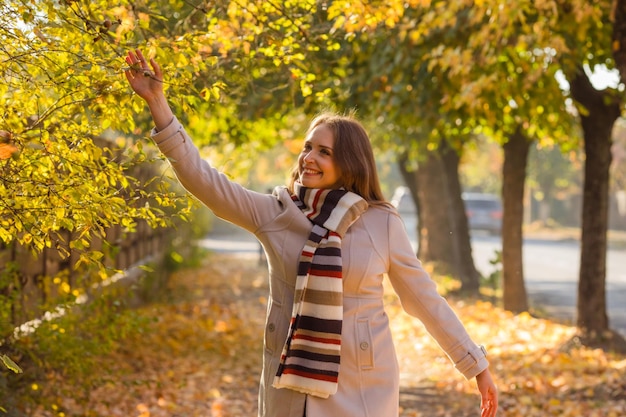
top-left (288, 112), bottom-right (388, 205)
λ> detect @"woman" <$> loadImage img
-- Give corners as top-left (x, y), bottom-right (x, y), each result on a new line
top-left (124, 49), bottom-right (498, 417)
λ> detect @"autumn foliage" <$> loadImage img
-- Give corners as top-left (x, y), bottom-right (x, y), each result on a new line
top-left (7, 253), bottom-right (625, 416)
top-left (2, 0), bottom-right (626, 414)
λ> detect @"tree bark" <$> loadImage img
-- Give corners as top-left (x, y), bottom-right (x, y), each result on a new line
top-left (569, 68), bottom-right (620, 336)
top-left (399, 144), bottom-right (480, 292)
top-left (502, 128), bottom-right (531, 313)
top-left (439, 140), bottom-right (480, 294)
top-left (413, 150), bottom-right (458, 274)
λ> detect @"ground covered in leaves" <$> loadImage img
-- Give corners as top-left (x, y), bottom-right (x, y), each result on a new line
top-left (14, 252), bottom-right (626, 417)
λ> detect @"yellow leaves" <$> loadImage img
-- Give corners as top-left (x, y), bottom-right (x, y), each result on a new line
top-left (60, 282), bottom-right (71, 294)
top-left (20, 255), bottom-right (268, 414)
top-left (214, 320), bottom-right (230, 333)
top-left (11, 254), bottom-right (626, 416)
top-left (201, 82), bottom-right (226, 101)
top-left (0, 85), bottom-right (183, 259)
top-left (22, 233), bottom-right (33, 245)
top-left (385, 275), bottom-right (626, 415)
top-left (613, 358), bottom-right (626, 370)
top-left (0, 354), bottom-right (23, 374)
top-left (110, 6), bottom-right (135, 40)
top-left (137, 12), bottom-right (150, 30)
top-left (408, 29), bottom-right (422, 44)
top-left (548, 398), bottom-right (561, 407)
top-left (136, 402), bottom-right (150, 417)
top-left (300, 80), bottom-right (313, 97)
top-left (329, 0), bottom-right (408, 33)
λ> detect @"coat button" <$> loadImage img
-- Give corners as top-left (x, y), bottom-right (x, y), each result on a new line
top-left (360, 342), bottom-right (369, 350)
top-left (268, 323), bottom-right (276, 332)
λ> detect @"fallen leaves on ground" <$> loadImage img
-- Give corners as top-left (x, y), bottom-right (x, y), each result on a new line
top-left (27, 253), bottom-right (626, 416)
top-left (390, 293), bottom-right (626, 417)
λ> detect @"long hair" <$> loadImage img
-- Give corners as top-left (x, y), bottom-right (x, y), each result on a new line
top-left (288, 112), bottom-right (388, 205)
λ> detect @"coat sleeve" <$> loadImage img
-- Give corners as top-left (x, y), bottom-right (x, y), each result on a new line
top-left (385, 211), bottom-right (489, 380)
top-left (150, 116), bottom-right (281, 233)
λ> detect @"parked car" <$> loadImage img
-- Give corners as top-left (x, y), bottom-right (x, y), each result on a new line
top-left (390, 186), bottom-right (416, 216)
top-left (390, 187), bottom-right (502, 236)
top-left (390, 186), bottom-right (418, 240)
top-left (462, 192), bottom-right (503, 235)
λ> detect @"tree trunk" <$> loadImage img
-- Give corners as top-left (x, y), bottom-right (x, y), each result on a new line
top-left (569, 68), bottom-right (620, 337)
top-left (439, 140), bottom-right (480, 294)
top-left (414, 150), bottom-right (457, 274)
top-left (502, 128), bottom-right (531, 313)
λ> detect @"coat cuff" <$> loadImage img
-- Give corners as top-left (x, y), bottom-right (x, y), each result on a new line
top-left (453, 344), bottom-right (489, 380)
top-left (150, 116), bottom-right (185, 154)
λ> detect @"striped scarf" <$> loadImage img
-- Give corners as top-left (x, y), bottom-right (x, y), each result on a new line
top-left (273, 184), bottom-right (368, 398)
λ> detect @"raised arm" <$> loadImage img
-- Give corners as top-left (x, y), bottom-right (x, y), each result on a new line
top-left (122, 49), bottom-right (283, 233)
top-left (124, 49), bottom-right (174, 132)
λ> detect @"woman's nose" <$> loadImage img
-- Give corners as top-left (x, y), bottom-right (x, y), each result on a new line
top-left (303, 151), bottom-right (313, 163)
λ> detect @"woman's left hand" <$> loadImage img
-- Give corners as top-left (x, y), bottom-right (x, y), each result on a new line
top-left (476, 368), bottom-right (498, 417)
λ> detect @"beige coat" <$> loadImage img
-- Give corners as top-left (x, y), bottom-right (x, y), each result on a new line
top-left (152, 117), bottom-right (489, 417)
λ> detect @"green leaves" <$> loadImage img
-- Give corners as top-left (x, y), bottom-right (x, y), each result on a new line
top-left (0, 1), bottom-right (200, 272)
top-left (0, 354), bottom-right (22, 374)
top-left (1, 0), bottom-right (617, 264)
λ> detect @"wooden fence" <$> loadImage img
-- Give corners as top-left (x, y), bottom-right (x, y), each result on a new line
top-left (0, 135), bottom-right (192, 340)
top-left (0, 219), bottom-right (175, 339)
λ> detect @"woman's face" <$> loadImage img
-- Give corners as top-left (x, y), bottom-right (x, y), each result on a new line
top-left (297, 123), bottom-right (342, 189)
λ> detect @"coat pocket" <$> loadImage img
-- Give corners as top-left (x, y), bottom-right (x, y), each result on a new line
top-left (356, 318), bottom-right (374, 370)
top-left (264, 299), bottom-right (283, 354)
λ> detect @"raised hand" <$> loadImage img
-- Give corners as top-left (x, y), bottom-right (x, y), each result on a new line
top-left (123, 49), bottom-right (173, 131)
top-left (124, 49), bottom-right (164, 103)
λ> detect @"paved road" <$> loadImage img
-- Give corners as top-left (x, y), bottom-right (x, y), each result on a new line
top-left (470, 235), bottom-right (626, 337)
top-left (198, 221), bottom-right (626, 338)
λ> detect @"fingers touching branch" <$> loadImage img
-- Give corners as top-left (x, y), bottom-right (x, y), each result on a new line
top-left (124, 49), bottom-right (164, 101)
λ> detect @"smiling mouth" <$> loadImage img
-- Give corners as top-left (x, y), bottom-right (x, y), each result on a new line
top-left (302, 168), bottom-right (321, 176)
